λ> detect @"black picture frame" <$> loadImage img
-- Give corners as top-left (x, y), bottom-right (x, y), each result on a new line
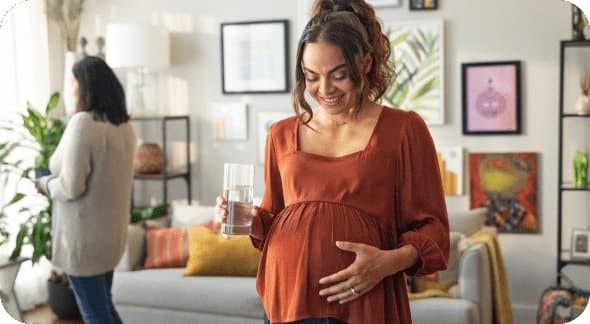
top-left (461, 61), bottom-right (522, 135)
top-left (220, 20), bottom-right (290, 94)
top-left (409, 0), bottom-right (438, 10)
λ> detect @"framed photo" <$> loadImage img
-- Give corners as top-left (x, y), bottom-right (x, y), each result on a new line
top-left (383, 19), bottom-right (445, 125)
top-left (256, 110), bottom-right (292, 164)
top-left (368, 0), bottom-right (402, 7)
top-left (462, 61), bottom-right (521, 135)
top-left (436, 146), bottom-right (463, 196)
top-left (211, 102), bottom-right (247, 140)
top-left (409, 0), bottom-right (437, 10)
top-left (221, 20), bottom-right (289, 94)
top-left (572, 229), bottom-right (590, 259)
top-left (469, 152), bottom-right (538, 233)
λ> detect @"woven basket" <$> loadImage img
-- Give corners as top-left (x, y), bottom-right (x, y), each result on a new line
top-left (134, 142), bottom-right (164, 174)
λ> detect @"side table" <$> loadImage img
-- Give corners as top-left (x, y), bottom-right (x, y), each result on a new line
top-left (0, 256), bottom-right (28, 321)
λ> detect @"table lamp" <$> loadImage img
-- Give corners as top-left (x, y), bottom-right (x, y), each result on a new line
top-left (105, 23), bottom-right (170, 115)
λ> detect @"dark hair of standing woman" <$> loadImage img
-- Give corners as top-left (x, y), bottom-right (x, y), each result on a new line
top-left (72, 56), bottom-right (129, 125)
top-left (293, 0), bottom-right (395, 124)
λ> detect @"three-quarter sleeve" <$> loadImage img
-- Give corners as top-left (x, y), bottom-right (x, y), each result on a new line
top-left (46, 114), bottom-right (92, 202)
top-left (250, 124), bottom-right (285, 250)
top-left (397, 112), bottom-right (449, 276)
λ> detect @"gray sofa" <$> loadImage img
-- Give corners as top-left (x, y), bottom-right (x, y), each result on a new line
top-left (112, 208), bottom-right (492, 324)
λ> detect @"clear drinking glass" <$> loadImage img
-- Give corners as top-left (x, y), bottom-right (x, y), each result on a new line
top-left (222, 163), bottom-right (254, 235)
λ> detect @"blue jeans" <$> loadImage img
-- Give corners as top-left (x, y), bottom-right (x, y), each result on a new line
top-left (68, 271), bottom-right (123, 324)
top-left (264, 313), bottom-right (346, 324)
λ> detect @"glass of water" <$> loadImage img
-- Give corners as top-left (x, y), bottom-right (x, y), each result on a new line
top-left (222, 163), bottom-right (254, 235)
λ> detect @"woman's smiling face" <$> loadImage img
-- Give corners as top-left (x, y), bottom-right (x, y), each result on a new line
top-left (301, 41), bottom-right (357, 116)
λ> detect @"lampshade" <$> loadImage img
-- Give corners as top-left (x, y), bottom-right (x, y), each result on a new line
top-left (105, 23), bottom-right (170, 69)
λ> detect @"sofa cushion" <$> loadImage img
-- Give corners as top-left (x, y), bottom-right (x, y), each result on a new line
top-left (448, 207), bottom-right (487, 237)
top-left (184, 226), bottom-right (260, 276)
top-left (144, 227), bottom-right (189, 268)
top-left (171, 201), bottom-right (215, 227)
top-left (112, 268), bottom-right (263, 318)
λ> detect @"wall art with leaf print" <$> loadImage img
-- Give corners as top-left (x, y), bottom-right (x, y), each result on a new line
top-left (383, 19), bottom-right (444, 125)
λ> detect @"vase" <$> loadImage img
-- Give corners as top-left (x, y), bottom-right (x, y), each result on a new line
top-left (63, 51), bottom-right (77, 116)
top-left (573, 150), bottom-right (589, 188)
top-left (576, 95), bottom-right (590, 115)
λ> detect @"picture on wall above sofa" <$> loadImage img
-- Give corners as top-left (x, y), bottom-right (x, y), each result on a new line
top-left (469, 152), bottom-right (538, 233)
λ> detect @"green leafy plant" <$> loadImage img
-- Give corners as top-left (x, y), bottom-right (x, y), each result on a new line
top-left (130, 203), bottom-right (169, 224)
top-left (21, 92), bottom-right (66, 170)
top-left (0, 92), bottom-right (65, 264)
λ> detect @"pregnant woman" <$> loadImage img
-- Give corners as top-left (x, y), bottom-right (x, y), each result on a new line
top-left (216, 1), bottom-right (449, 323)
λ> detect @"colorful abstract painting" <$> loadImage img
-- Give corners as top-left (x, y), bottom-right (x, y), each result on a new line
top-left (383, 19), bottom-right (444, 125)
top-left (437, 146), bottom-right (463, 196)
top-left (469, 152), bottom-right (538, 233)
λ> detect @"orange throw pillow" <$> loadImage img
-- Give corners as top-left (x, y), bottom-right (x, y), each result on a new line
top-left (144, 227), bottom-right (189, 269)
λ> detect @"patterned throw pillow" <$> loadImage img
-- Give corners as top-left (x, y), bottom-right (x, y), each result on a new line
top-left (144, 227), bottom-right (189, 269)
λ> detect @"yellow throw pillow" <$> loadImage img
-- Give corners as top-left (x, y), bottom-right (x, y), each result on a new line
top-left (184, 226), bottom-right (260, 276)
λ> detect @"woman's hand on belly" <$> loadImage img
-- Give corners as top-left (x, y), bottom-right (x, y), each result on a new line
top-left (317, 241), bottom-right (417, 304)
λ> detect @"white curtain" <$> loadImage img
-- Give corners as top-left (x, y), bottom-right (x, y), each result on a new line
top-left (0, 0), bottom-right (53, 311)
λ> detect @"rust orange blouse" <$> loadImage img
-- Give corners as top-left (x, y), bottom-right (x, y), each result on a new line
top-left (250, 107), bottom-right (449, 324)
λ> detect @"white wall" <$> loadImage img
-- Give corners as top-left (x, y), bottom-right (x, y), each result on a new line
top-left (78, 1), bottom-right (578, 322)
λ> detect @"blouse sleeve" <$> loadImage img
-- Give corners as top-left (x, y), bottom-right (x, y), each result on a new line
top-left (397, 112), bottom-right (449, 276)
top-left (250, 124), bottom-right (285, 250)
top-left (45, 113), bottom-right (92, 202)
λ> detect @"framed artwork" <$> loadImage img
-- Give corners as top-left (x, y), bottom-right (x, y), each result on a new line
top-left (436, 146), bottom-right (463, 196)
top-left (409, 0), bottom-right (438, 10)
top-left (383, 19), bottom-right (445, 125)
top-left (469, 152), bottom-right (538, 233)
top-left (211, 102), bottom-right (247, 140)
top-left (221, 20), bottom-right (290, 94)
top-left (462, 61), bottom-right (521, 135)
top-left (256, 110), bottom-right (293, 164)
top-left (368, 0), bottom-right (402, 7)
top-left (571, 229), bottom-right (590, 259)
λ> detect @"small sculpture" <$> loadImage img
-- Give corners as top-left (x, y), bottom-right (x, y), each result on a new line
top-left (575, 72), bottom-right (590, 115)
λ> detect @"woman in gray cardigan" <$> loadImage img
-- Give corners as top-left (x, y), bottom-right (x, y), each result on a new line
top-left (36, 56), bottom-right (136, 324)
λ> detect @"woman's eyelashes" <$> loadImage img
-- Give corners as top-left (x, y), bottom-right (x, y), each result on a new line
top-left (304, 70), bottom-right (349, 83)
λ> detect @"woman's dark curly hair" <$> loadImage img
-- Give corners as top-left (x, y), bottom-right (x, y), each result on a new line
top-left (293, 0), bottom-right (395, 124)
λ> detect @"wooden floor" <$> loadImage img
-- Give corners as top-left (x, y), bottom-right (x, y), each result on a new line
top-left (22, 305), bottom-right (82, 324)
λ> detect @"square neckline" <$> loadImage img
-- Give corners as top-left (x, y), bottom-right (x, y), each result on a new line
top-left (295, 106), bottom-right (385, 160)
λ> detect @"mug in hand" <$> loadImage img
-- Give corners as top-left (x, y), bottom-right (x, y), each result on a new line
top-left (222, 163), bottom-right (254, 235)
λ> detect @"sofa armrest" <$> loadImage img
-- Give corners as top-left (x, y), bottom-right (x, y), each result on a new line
top-left (116, 224), bottom-right (146, 272)
top-left (457, 242), bottom-right (492, 324)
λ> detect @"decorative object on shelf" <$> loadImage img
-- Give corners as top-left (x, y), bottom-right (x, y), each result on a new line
top-left (105, 23), bottom-right (170, 116)
top-left (462, 61), bottom-right (522, 135)
top-left (46, 0), bottom-right (85, 116)
top-left (469, 152), bottom-right (538, 233)
top-left (79, 36), bottom-right (105, 59)
top-left (256, 110), bottom-right (292, 164)
top-left (409, 0), bottom-right (438, 10)
top-left (221, 20), bottom-right (290, 94)
top-left (134, 142), bottom-right (164, 174)
top-left (573, 150), bottom-right (589, 188)
top-left (383, 19), bottom-right (445, 125)
top-left (571, 3), bottom-right (588, 40)
top-left (211, 102), bottom-right (248, 140)
top-left (436, 146), bottom-right (464, 196)
top-left (576, 72), bottom-right (590, 115)
top-left (571, 228), bottom-right (590, 259)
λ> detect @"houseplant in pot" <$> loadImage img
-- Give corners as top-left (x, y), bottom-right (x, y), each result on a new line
top-left (1, 92), bottom-right (79, 319)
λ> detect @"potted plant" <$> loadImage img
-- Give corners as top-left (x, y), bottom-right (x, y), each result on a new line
top-left (0, 92), bottom-right (79, 319)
